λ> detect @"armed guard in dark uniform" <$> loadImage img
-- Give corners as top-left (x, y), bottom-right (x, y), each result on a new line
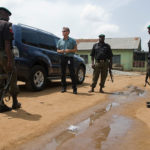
top-left (0, 7), bottom-right (21, 112)
top-left (145, 25), bottom-right (150, 86)
top-left (89, 34), bottom-right (113, 93)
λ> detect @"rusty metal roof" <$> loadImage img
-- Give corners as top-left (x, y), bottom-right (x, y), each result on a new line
top-left (77, 37), bottom-right (141, 50)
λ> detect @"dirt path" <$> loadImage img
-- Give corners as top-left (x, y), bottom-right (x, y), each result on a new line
top-left (0, 74), bottom-right (150, 150)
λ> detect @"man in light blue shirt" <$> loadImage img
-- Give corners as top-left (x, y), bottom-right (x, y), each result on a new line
top-left (57, 27), bottom-right (77, 94)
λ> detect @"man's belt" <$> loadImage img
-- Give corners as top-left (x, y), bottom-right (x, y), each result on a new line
top-left (96, 59), bottom-right (106, 63)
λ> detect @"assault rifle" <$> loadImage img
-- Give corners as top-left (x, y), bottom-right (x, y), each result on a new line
top-left (109, 68), bottom-right (113, 82)
top-left (0, 71), bottom-right (13, 106)
top-left (109, 61), bottom-right (113, 83)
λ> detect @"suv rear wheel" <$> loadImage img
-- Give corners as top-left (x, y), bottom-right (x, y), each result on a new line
top-left (76, 66), bottom-right (85, 84)
top-left (26, 65), bottom-right (47, 91)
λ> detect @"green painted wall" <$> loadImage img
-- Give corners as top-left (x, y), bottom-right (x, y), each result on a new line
top-left (77, 49), bottom-right (134, 70)
top-left (112, 49), bottom-right (134, 71)
top-left (77, 50), bottom-right (92, 64)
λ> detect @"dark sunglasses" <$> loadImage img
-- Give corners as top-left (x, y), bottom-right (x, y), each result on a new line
top-left (62, 30), bottom-right (67, 32)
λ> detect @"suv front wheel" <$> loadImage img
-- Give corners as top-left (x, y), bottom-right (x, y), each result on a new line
top-left (76, 66), bottom-right (85, 84)
top-left (26, 65), bottom-right (47, 91)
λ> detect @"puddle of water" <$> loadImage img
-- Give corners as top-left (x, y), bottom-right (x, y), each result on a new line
top-left (112, 102), bottom-right (120, 107)
top-left (43, 98), bottom-right (129, 150)
top-left (94, 116), bottom-right (133, 149)
top-left (100, 116), bottom-right (133, 150)
top-left (105, 102), bottom-right (120, 112)
top-left (95, 127), bottom-right (111, 149)
top-left (106, 103), bottom-right (112, 112)
top-left (42, 87), bottom-right (141, 150)
top-left (114, 86), bottom-right (145, 97)
top-left (110, 86), bottom-right (145, 105)
top-left (90, 108), bottom-right (106, 125)
top-left (68, 108), bottom-right (107, 134)
top-left (43, 108), bottom-right (108, 150)
top-left (130, 87), bottom-right (145, 96)
top-left (127, 86), bottom-right (145, 96)
top-left (109, 115), bottom-right (132, 137)
top-left (44, 131), bottom-right (75, 150)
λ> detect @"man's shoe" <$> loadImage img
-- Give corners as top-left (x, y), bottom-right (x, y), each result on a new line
top-left (99, 87), bottom-right (104, 93)
top-left (0, 104), bottom-right (12, 113)
top-left (61, 87), bottom-right (66, 93)
top-left (12, 102), bottom-right (21, 109)
top-left (88, 88), bottom-right (94, 93)
top-left (73, 89), bottom-right (77, 94)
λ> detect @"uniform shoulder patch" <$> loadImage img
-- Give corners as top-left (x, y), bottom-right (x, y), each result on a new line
top-left (9, 26), bottom-right (13, 33)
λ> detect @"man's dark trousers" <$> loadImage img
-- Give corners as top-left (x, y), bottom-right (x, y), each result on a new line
top-left (61, 56), bottom-right (77, 90)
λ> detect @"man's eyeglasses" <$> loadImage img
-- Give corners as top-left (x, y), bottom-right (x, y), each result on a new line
top-left (62, 30), bottom-right (67, 32)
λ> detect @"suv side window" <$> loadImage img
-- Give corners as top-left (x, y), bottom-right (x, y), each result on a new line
top-left (22, 27), bottom-right (38, 47)
top-left (37, 32), bottom-right (57, 51)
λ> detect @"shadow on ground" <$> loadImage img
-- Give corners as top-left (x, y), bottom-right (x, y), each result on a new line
top-left (3, 108), bottom-right (41, 121)
top-left (18, 81), bottom-right (90, 98)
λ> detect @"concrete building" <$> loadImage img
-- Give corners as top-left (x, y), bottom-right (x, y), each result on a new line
top-left (76, 37), bottom-right (147, 71)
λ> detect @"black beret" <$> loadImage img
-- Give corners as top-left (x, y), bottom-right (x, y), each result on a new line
top-left (98, 34), bottom-right (105, 37)
top-left (147, 25), bottom-right (150, 29)
top-left (0, 7), bottom-right (11, 16)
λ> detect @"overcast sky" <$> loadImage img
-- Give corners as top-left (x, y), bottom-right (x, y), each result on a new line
top-left (1, 0), bottom-right (150, 51)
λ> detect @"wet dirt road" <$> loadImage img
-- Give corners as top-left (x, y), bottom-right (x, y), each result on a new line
top-left (14, 75), bottom-right (150, 150)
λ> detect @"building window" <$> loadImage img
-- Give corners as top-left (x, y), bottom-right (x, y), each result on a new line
top-left (113, 55), bottom-right (121, 65)
top-left (133, 52), bottom-right (145, 68)
top-left (80, 55), bottom-right (88, 64)
top-left (133, 52), bottom-right (145, 61)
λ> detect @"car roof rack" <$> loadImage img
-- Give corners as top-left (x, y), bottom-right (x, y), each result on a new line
top-left (18, 23), bottom-right (59, 38)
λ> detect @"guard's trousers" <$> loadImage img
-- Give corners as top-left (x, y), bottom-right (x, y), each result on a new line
top-left (0, 51), bottom-right (19, 101)
top-left (91, 60), bottom-right (109, 88)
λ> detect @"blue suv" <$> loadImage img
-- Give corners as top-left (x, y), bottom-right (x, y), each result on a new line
top-left (12, 24), bottom-right (86, 91)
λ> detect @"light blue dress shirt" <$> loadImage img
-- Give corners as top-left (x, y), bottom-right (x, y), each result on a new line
top-left (57, 37), bottom-right (77, 57)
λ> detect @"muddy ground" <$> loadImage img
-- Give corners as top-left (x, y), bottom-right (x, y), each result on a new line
top-left (1, 73), bottom-right (150, 150)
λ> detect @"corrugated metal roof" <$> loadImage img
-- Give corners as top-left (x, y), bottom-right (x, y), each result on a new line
top-left (77, 37), bottom-right (141, 50)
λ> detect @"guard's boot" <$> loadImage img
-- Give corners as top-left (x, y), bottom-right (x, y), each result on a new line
top-left (61, 87), bottom-right (66, 93)
top-left (73, 88), bottom-right (77, 94)
top-left (0, 102), bottom-right (12, 113)
top-left (99, 87), bottom-right (104, 93)
top-left (88, 87), bottom-right (94, 93)
top-left (12, 95), bottom-right (21, 109)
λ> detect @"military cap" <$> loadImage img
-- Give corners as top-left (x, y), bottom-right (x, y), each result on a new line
top-left (99, 34), bottom-right (105, 37)
top-left (147, 25), bottom-right (150, 29)
top-left (0, 7), bottom-right (11, 16)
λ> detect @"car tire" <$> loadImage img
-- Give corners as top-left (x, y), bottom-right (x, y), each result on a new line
top-left (76, 66), bottom-right (85, 84)
top-left (26, 65), bottom-right (47, 91)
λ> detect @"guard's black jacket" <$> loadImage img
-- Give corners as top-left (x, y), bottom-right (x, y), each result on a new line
top-left (0, 20), bottom-right (12, 50)
top-left (90, 42), bottom-right (113, 60)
